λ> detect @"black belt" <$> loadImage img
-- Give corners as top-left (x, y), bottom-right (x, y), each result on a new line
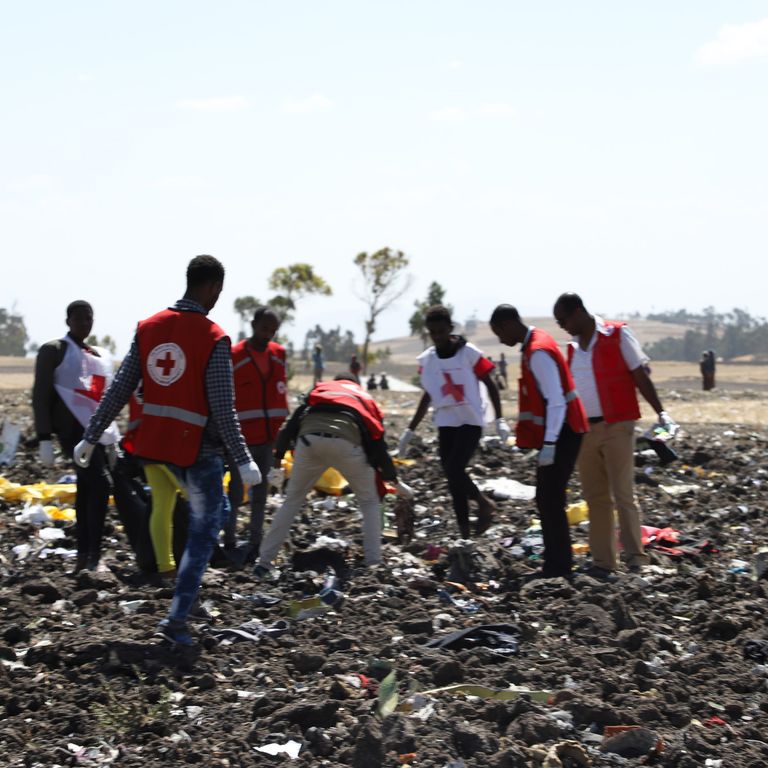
top-left (305, 432), bottom-right (342, 439)
top-left (588, 416), bottom-right (604, 424)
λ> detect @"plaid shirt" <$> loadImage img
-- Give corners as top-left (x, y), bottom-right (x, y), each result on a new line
top-left (84, 299), bottom-right (251, 466)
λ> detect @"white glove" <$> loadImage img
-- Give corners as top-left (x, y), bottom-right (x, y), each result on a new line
top-left (398, 429), bottom-right (414, 456)
top-left (395, 480), bottom-right (414, 499)
top-left (267, 467), bottom-right (284, 488)
top-left (238, 461), bottom-right (262, 486)
top-left (38, 440), bottom-right (55, 467)
top-left (658, 411), bottom-right (678, 435)
top-left (105, 443), bottom-right (119, 470)
top-left (73, 440), bottom-right (95, 468)
top-left (538, 443), bottom-right (556, 467)
top-left (495, 418), bottom-right (511, 443)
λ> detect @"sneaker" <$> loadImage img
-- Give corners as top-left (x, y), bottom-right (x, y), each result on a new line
top-left (154, 621), bottom-right (195, 647)
top-left (579, 565), bottom-right (618, 583)
top-left (252, 563), bottom-right (272, 580)
top-left (188, 600), bottom-right (213, 621)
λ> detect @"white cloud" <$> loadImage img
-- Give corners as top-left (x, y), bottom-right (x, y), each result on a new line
top-left (176, 96), bottom-right (250, 111)
top-left (279, 92), bottom-right (332, 114)
top-left (446, 59), bottom-right (464, 71)
top-left (695, 18), bottom-right (768, 66)
top-left (151, 176), bottom-right (204, 191)
top-left (429, 102), bottom-right (516, 122)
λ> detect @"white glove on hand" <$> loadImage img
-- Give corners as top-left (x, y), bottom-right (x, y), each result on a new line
top-left (398, 429), bottom-right (414, 456)
top-left (495, 418), bottom-right (511, 443)
top-left (658, 411), bottom-right (679, 436)
top-left (38, 440), bottom-right (54, 467)
top-left (238, 461), bottom-right (262, 486)
top-left (267, 467), bottom-right (285, 488)
top-left (538, 443), bottom-right (556, 467)
top-left (73, 440), bottom-right (95, 468)
top-left (395, 480), bottom-right (414, 499)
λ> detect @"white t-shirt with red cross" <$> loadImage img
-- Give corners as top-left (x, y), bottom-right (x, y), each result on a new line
top-left (418, 342), bottom-right (495, 427)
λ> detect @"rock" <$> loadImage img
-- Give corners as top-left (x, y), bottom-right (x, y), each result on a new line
top-left (381, 715), bottom-right (416, 753)
top-left (194, 673), bottom-right (216, 691)
top-left (453, 720), bottom-right (497, 757)
top-left (399, 615), bottom-right (434, 635)
top-left (569, 603), bottom-right (616, 636)
top-left (3, 625), bottom-right (31, 644)
top-left (507, 712), bottom-right (563, 745)
top-left (601, 727), bottom-right (659, 757)
top-left (271, 700), bottom-right (340, 728)
top-left (76, 570), bottom-right (117, 590)
top-left (72, 589), bottom-right (99, 607)
top-left (432, 659), bottom-right (464, 685)
top-left (615, 628), bottom-right (647, 651)
top-left (20, 579), bottom-right (62, 603)
top-left (304, 726), bottom-right (334, 757)
top-left (490, 746), bottom-right (529, 768)
top-left (351, 718), bottom-right (383, 768)
top-left (290, 650), bottom-right (327, 673)
top-left (562, 698), bottom-right (621, 727)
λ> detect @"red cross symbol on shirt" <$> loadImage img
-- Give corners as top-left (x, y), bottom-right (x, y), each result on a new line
top-left (441, 372), bottom-right (465, 402)
top-left (75, 374), bottom-right (106, 403)
top-left (156, 351), bottom-right (176, 377)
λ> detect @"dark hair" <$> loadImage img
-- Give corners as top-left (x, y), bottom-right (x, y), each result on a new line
top-left (66, 300), bottom-right (93, 319)
top-left (333, 373), bottom-right (358, 382)
top-left (425, 305), bottom-right (453, 325)
top-left (186, 255), bottom-right (225, 288)
top-left (489, 304), bottom-right (521, 325)
top-left (554, 292), bottom-right (585, 314)
top-left (253, 306), bottom-right (281, 325)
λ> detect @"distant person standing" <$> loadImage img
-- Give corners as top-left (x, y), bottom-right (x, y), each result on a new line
top-left (490, 305), bottom-right (588, 579)
top-left (33, 300), bottom-right (120, 572)
top-left (399, 305), bottom-right (509, 538)
top-left (379, 373), bottom-right (390, 390)
top-left (553, 292), bottom-right (677, 577)
top-left (75, 255), bottom-right (261, 646)
top-left (312, 344), bottom-right (324, 384)
top-left (349, 354), bottom-right (362, 383)
top-left (366, 373), bottom-right (378, 390)
top-left (226, 306), bottom-right (288, 561)
top-left (700, 350), bottom-right (716, 391)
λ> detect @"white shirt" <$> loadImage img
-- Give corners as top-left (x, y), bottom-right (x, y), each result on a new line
top-left (568, 316), bottom-right (649, 419)
top-left (523, 327), bottom-right (566, 443)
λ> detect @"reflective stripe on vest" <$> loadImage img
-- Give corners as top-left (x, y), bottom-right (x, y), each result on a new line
top-left (565, 389), bottom-right (579, 402)
top-left (126, 418), bottom-right (142, 431)
top-left (238, 408), bottom-right (289, 420)
top-left (142, 402), bottom-right (208, 427)
top-left (518, 411), bottom-right (545, 426)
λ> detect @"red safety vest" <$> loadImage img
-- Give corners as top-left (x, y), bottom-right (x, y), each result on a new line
top-left (121, 390), bottom-right (143, 456)
top-left (307, 380), bottom-right (385, 440)
top-left (232, 339), bottom-right (288, 445)
top-left (567, 321), bottom-right (641, 424)
top-left (518, 329), bottom-right (588, 449)
top-left (135, 308), bottom-right (225, 467)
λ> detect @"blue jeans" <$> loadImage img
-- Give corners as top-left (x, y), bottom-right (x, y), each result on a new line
top-left (165, 454), bottom-right (229, 627)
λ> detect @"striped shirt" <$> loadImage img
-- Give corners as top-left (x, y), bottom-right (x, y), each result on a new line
top-left (84, 299), bottom-right (251, 466)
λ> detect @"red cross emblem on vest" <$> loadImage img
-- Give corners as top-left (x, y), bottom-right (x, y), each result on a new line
top-left (441, 372), bottom-right (465, 402)
top-left (156, 351), bottom-right (176, 376)
top-left (75, 374), bottom-right (106, 403)
top-left (147, 343), bottom-right (186, 386)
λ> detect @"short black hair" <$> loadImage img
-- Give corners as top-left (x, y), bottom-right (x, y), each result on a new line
top-left (253, 306), bottom-right (281, 325)
top-left (489, 304), bottom-right (521, 325)
top-left (554, 292), bottom-right (585, 314)
top-left (333, 373), bottom-right (358, 382)
top-left (186, 255), bottom-right (225, 288)
top-left (66, 300), bottom-right (93, 319)
top-left (425, 305), bottom-right (452, 325)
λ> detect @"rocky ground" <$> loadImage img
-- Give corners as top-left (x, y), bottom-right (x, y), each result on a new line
top-left (1, 387), bottom-right (767, 767)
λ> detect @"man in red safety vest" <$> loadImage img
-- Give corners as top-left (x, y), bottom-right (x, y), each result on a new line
top-left (554, 292), bottom-right (678, 579)
top-left (74, 255), bottom-right (260, 646)
top-left (490, 304), bottom-right (588, 579)
top-left (253, 374), bottom-right (412, 576)
top-left (225, 306), bottom-right (289, 561)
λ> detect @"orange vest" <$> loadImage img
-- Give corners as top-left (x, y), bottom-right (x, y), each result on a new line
top-left (518, 329), bottom-right (588, 449)
top-left (307, 380), bottom-right (385, 440)
top-left (232, 339), bottom-right (288, 445)
top-left (567, 321), bottom-right (641, 424)
top-left (135, 308), bottom-right (225, 467)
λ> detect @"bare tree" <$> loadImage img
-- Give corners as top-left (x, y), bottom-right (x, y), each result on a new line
top-left (354, 248), bottom-right (412, 372)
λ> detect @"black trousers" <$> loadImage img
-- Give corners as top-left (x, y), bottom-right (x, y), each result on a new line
top-left (438, 425), bottom-right (482, 535)
top-left (535, 425), bottom-right (583, 577)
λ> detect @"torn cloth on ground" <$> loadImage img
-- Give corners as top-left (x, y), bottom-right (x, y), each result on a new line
top-left (207, 619), bottom-right (290, 644)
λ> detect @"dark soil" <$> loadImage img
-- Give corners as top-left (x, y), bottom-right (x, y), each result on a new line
top-left (1, 388), bottom-right (768, 767)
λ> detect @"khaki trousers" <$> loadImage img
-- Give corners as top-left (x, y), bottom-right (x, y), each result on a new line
top-left (577, 420), bottom-right (649, 570)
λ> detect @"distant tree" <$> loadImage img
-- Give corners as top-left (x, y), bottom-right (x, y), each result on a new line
top-left (409, 282), bottom-right (453, 347)
top-left (86, 334), bottom-right (117, 354)
top-left (268, 263), bottom-right (332, 325)
top-left (233, 295), bottom-right (262, 339)
top-left (0, 307), bottom-right (29, 356)
top-left (302, 325), bottom-right (358, 362)
top-left (354, 248), bottom-right (412, 373)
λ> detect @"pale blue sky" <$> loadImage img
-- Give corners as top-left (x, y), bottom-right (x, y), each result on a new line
top-left (2, 2), bottom-right (767, 355)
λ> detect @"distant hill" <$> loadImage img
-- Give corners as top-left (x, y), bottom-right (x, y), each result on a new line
top-left (370, 317), bottom-right (691, 365)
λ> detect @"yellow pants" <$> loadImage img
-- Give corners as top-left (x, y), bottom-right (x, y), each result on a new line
top-left (144, 464), bottom-right (186, 573)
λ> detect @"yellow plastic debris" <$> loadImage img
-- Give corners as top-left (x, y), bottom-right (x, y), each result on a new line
top-left (0, 477), bottom-right (77, 504)
top-left (566, 501), bottom-right (589, 526)
top-left (281, 453), bottom-right (349, 496)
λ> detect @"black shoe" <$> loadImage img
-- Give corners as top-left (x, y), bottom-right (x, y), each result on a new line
top-left (579, 565), bottom-right (618, 582)
top-left (154, 621), bottom-right (195, 647)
